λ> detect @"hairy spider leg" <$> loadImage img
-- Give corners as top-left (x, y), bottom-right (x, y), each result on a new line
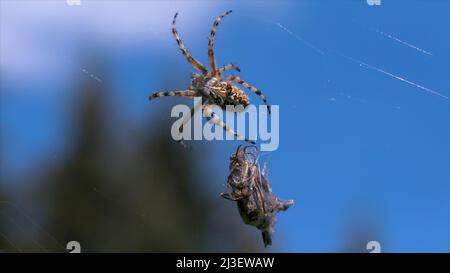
top-left (216, 63), bottom-right (241, 80)
top-left (226, 75), bottom-right (271, 114)
top-left (175, 97), bottom-right (207, 148)
top-left (203, 104), bottom-right (256, 144)
top-left (148, 90), bottom-right (196, 100)
top-left (218, 63), bottom-right (240, 73)
top-left (208, 10), bottom-right (233, 76)
top-left (172, 13), bottom-right (208, 75)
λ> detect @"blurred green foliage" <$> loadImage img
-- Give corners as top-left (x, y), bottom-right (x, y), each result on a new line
top-left (0, 69), bottom-right (260, 252)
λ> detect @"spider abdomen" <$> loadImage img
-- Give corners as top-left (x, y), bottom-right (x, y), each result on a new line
top-left (208, 82), bottom-right (249, 110)
top-left (228, 86), bottom-right (250, 108)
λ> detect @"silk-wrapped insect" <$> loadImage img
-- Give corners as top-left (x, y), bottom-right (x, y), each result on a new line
top-left (221, 145), bottom-right (294, 247)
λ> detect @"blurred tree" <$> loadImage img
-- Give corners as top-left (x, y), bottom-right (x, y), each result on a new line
top-left (0, 63), bottom-right (260, 252)
top-left (0, 191), bottom-right (13, 253)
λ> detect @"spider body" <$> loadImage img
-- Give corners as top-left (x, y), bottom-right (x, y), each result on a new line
top-left (190, 74), bottom-right (250, 110)
top-left (149, 10), bottom-right (269, 144)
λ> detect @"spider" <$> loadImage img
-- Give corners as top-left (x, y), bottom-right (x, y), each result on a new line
top-left (149, 10), bottom-right (271, 145)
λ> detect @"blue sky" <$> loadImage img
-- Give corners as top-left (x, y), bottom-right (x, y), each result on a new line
top-left (1, 0), bottom-right (449, 252)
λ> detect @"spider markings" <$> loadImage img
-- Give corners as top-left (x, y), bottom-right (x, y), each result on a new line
top-left (172, 12), bottom-right (208, 75)
top-left (150, 90), bottom-right (196, 99)
top-left (149, 10), bottom-right (271, 145)
top-left (208, 10), bottom-right (232, 76)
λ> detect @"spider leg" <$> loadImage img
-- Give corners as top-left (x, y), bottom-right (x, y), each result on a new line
top-left (216, 63), bottom-right (241, 80)
top-left (172, 13), bottom-right (208, 75)
top-left (218, 63), bottom-right (241, 73)
top-left (226, 75), bottom-right (271, 114)
top-left (191, 72), bottom-right (203, 79)
top-left (176, 98), bottom-right (207, 147)
top-left (208, 10), bottom-right (232, 76)
top-left (203, 104), bottom-right (256, 144)
top-left (148, 90), bottom-right (196, 100)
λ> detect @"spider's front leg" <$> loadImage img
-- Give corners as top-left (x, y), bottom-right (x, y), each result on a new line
top-left (226, 75), bottom-right (271, 114)
top-left (172, 13), bottom-right (208, 75)
top-left (203, 104), bottom-right (256, 144)
top-left (208, 10), bottom-right (233, 76)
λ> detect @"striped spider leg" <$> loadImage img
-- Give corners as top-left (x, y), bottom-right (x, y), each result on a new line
top-left (226, 75), bottom-right (271, 114)
top-left (148, 90), bottom-right (196, 100)
top-left (207, 10), bottom-right (269, 112)
top-left (173, 98), bottom-right (255, 147)
top-left (172, 12), bottom-right (208, 75)
top-left (216, 63), bottom-right (241, 81)
top-left (208, 10), bottom-right (234, 76)
top-left (203, 104), bottom-right (255, 144)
